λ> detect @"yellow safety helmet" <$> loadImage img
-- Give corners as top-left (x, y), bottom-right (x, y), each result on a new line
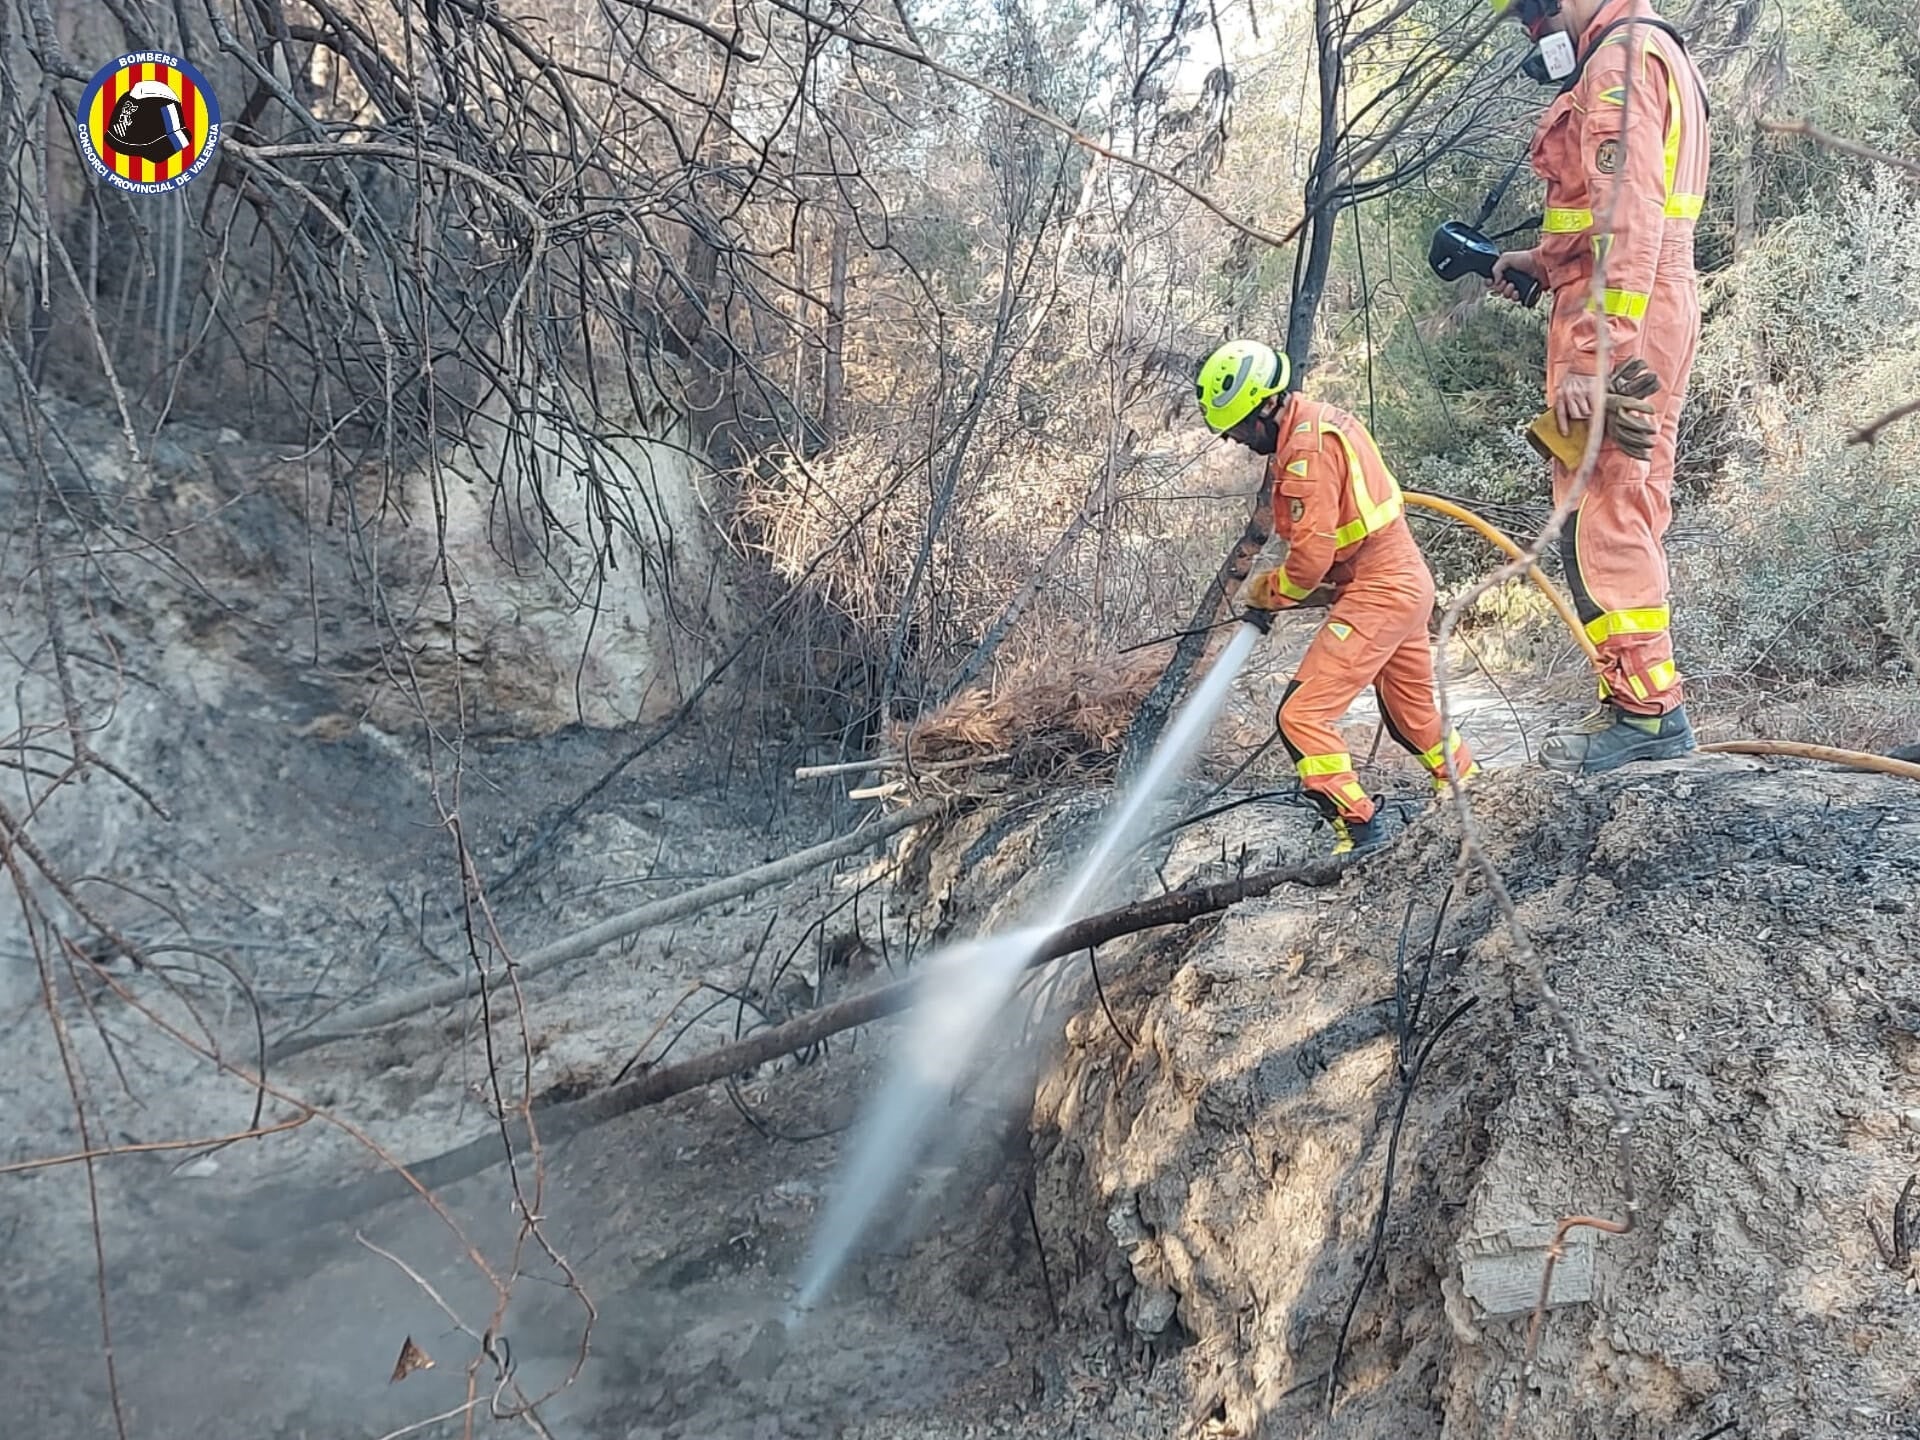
top-left (1194, 339), bottom-right (1290, 433)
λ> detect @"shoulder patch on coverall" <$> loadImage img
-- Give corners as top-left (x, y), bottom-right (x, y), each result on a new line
top-left (1594, 138), bottom-right (1620, 174)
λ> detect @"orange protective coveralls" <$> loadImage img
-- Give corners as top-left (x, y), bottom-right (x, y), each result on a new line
top-left (1528, 0), bottom-right (1709, 715)
top-left (1251, 393), bottom-right (1475, 823)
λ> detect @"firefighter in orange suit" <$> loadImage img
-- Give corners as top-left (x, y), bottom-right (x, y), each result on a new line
top-left (1195, 339), bottom-right (1477, 856)
top-left (1489, 0), bottom-right (1710, 773)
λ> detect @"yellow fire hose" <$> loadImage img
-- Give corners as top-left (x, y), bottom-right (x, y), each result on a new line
top-left (1403, 491), bottom-right (1920, 783)
top-left (1403, 492), bottom-right (1599, 662)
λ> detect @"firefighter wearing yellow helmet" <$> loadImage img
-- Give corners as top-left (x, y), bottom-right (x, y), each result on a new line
top-left (1192, 340), bottom-right (1477, 856)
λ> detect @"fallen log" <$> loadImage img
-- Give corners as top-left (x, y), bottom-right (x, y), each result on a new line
top-left (268, 798), bottom-right (945, 1062)
top-left (294, 856), bottom-right (1347, 1223)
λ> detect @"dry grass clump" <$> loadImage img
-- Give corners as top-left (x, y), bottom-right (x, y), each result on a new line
top-left (888, 648), bottom-right (1169, 775)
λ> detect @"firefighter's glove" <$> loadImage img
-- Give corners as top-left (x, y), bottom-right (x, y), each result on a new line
top-left (1525, 358), bottom-right (1664, 467)
top-left (1603, 357), bottom-right (1662, 461)
top-left (1609, 356), bottom-right (1661, 400)
top-left (1237, 568), bottom-right (1290, 617)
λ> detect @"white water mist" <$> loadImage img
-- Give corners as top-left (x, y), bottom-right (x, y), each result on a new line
top-left (788, 623), bottom-right (1262, 1316)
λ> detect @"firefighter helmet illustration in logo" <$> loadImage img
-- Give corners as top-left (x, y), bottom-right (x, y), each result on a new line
top-left (76, 52), bottom-right (222, 194)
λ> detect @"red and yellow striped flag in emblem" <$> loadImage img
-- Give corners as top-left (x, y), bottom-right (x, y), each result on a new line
top-left (78, 52), bottom-right (222, 193)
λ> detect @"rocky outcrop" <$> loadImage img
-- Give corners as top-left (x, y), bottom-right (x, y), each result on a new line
top-left (6, 380), bottom-right (726, 740)
top-left (1028, 763), bottom-right (1920, 1439)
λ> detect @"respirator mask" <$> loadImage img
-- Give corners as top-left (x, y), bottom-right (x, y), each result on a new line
top-left (1239, 409), bottom-right (1281, 456)
top-left (1513, 0), bottom-right (1576, 85)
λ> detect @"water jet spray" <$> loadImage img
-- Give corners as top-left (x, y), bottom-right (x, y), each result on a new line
top-left (786, 622), bottom-right (1267, 1320)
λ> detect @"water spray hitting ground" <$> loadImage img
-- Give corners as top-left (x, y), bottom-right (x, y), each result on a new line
top-left (788, 623), bottom-right (1264, 1317)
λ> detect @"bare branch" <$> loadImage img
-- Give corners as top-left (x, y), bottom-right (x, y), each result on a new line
top-left (1848, 394), bottom-right (1920, 447)
top-left (1758, 116), bottom-right (1920, 176)
top-left (756, 0), bottom-right (1297, 249)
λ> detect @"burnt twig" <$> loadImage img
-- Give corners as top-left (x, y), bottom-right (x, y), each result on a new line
top-left (1867, 1173), bottom-right (1915, 1269)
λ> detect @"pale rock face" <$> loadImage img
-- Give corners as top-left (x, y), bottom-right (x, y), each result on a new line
top-left (423, 388), bottom-right (728, 732)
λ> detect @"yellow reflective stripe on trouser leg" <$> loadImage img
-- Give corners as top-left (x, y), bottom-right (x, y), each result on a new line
top-left (1583, 606), bottom-right (1670, 646)
top-left (1296, 752), bottom-right (1355, 777)
top-left (1420, 730), bottom-right (1466, 772)
top-left (1542, 207), bottom-right (1592, 233)
top-left (1319, 423), bottom-right (1404, 548)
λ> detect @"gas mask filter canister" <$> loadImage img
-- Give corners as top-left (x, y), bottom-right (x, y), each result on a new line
top-left (1534, 29), bottom-right (1576, 81)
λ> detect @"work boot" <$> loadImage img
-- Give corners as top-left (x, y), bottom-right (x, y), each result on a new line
top-left (1544, 701), bottom-right (1618, 738)
top-left (1538, 705), bottom-right (1696, 775)
top-left (1330, 811), bottom-right (1389, 856)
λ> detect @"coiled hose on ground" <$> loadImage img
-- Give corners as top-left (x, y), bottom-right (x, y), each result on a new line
top-left (1403, 491), bottom-right (1920, 783)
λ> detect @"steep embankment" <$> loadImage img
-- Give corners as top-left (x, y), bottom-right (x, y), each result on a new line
top-left (1027, 759), bottom-right (1920, 1439)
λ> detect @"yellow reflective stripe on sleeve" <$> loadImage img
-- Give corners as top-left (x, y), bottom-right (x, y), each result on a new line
top-left (1296, 752), bottom-right (1354, 778)
top-left (1317, 422), bottom-right (1404, 548)
top-left (1332, 514), bottom-right (1371, 548)
top-left (1275, 569), bottom-right (1315, 601)
top-left (1599, 288), bottom-right (1649, 319)
top-left (1640, 34), bottom-right (1699, 220)
top-left (1543, 207), bottom-right (1593, 233)
top-left (1661, 57), bottom-right (1682, 206)
top-left (1583, 606), bottom-right (1671, 645)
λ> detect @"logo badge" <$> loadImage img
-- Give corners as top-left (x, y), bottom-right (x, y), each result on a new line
top-left (76, 52), bottom-right (221, 195)
top-left (1594, 139), bottom-right (1620, 175)
top-left (1289, 498), bottom-right (1306, 523)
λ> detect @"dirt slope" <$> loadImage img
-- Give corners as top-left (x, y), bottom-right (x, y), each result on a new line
top-left (1028, 758), bottom-right (1920, 1440)
top-left (6, 432), bottom-right (1917, 1440)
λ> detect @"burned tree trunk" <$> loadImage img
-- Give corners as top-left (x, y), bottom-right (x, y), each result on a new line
top-left (1286, 0), bottom-right (1344, 381)
top-left (823, 206), bottom-right (850, 438)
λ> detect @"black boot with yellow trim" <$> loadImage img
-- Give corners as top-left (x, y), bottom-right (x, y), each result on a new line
top-left (1329, 810), bottom-right (1389, 856)
top-left (1539, 704), bottom-right (1696, 774)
